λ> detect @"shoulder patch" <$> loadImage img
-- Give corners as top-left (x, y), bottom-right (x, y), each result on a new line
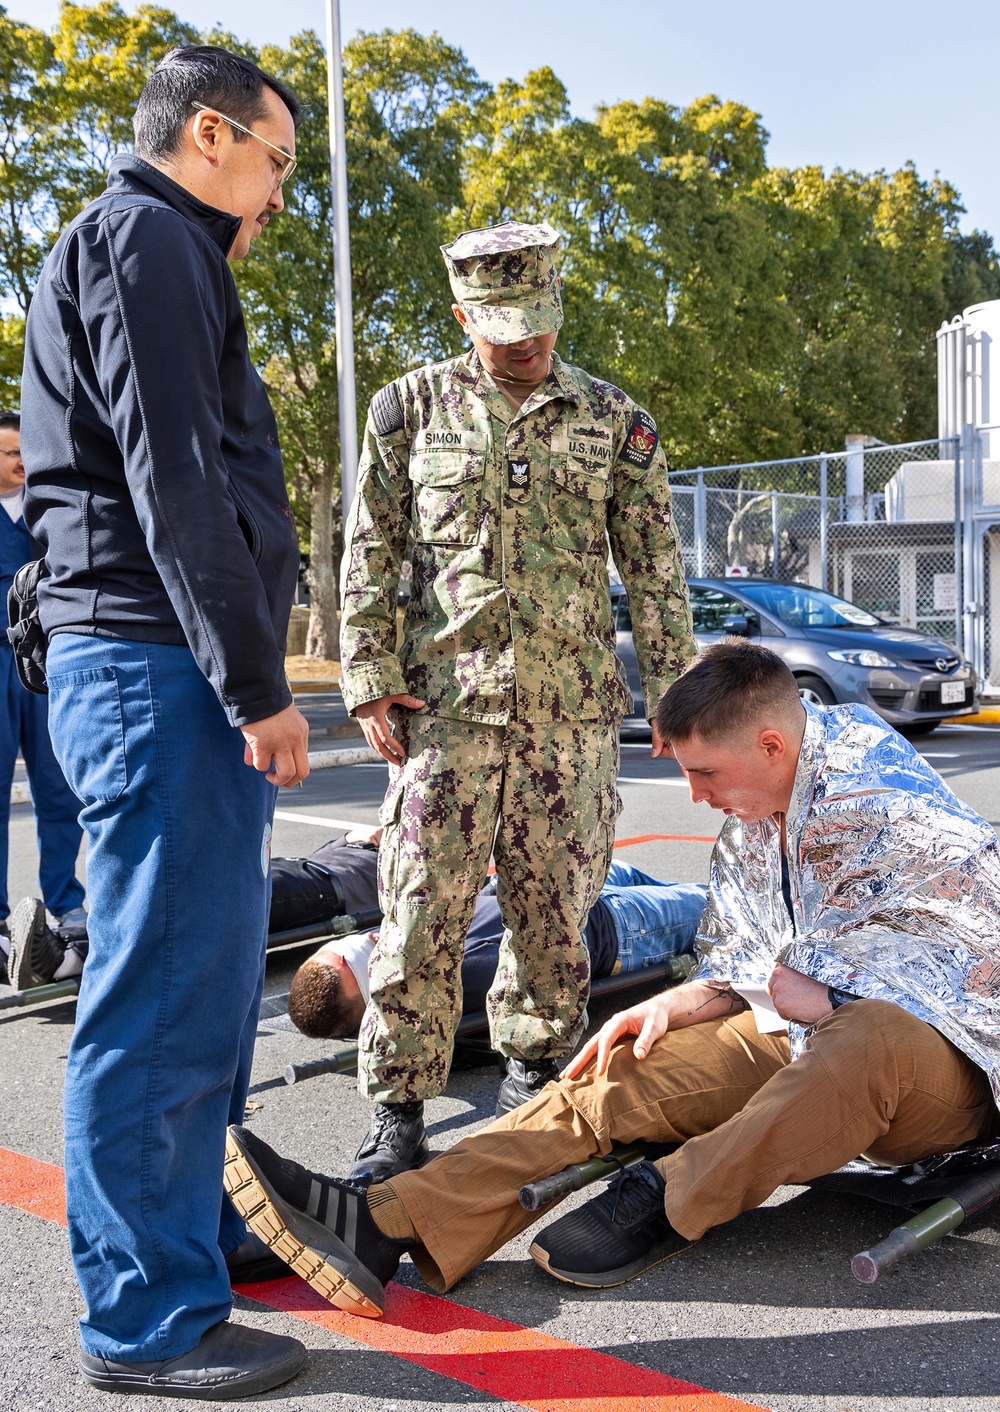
top-left (371, 382), bottom-right (405, 438)
top-left (619, 408), bottom-right (659, 470)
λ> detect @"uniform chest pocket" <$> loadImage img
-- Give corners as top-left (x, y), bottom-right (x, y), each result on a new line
top-left (548, 457), bottom-right (612, 554)
top-left (409, 450), bottom-right (486, 546)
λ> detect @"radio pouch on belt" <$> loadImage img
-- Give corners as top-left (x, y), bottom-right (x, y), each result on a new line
top-left (7, 557), bottom-right (49, 695)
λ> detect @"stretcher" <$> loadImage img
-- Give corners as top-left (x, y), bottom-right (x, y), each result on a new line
top-left (0, 906), bottom-right (385, 1015)
top-left (517, 1137), bottom-right (1000, 1282)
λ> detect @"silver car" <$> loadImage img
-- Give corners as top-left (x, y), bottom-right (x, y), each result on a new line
top-left (613, 577), bottom-right (978, 737)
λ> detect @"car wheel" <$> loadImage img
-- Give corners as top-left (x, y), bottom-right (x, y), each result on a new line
top-left (796, 674), bottom-right (836, 707)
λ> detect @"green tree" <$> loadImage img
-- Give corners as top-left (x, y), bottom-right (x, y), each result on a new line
top-left (0, 2), bottom-right (195, 404)
top-left (237, 27), bottom-right (484, 656)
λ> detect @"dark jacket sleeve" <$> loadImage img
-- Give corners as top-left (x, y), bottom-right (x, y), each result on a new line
top-left (68, 204), bottom-right (290, 726)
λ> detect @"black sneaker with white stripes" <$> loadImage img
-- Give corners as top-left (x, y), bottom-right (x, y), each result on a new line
top-left (529, 1160), bottom-right (697, 1288)
top-left (224, 1126), bottom-right (410, 1317)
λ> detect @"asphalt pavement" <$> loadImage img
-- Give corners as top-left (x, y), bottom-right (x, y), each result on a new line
top-left (2, 702), bottom-right (1000, 1412)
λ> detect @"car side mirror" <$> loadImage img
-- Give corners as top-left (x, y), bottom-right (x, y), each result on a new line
top-left (722, 614), bottom-right (751, 637)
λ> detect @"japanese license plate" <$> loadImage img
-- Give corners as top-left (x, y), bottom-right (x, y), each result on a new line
top-left (941, 680), bottom-right (966, 705)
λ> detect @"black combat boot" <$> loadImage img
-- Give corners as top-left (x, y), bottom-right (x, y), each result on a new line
top-left (348, 1100), bottom-right (430, 1181)
top-left (495, 1056), bottom-right (562, 1117)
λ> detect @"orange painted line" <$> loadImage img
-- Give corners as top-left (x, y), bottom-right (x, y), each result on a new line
top-left (241, 1277), bottom-right (768, 1412)
top-left (487, 832), bottom-right (718, 872)
top-left (0, 1144), bottom-right (67, 1224)
top-left (615, 833), bottom-right (717, 846)
top-left (0, 1144), bottom-right (768, 1412)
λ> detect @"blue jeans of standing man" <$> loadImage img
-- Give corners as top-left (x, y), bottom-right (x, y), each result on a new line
top-left (46, 636), bottom-right (277, 1362)
top-left (0, 645), bottom-right (84, 920)
top-left (600, 861), bottom-right (707, 971)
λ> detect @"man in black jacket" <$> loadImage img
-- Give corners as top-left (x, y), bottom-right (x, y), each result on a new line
top-left (20, 47), bottom-right (310, 1399)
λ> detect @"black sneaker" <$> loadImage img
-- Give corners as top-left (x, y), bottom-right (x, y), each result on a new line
top-left (224, 1126), bottom-right (409, 1317)
top-left (529, 1160), bottom-right (697, 1288)
top-left (495, 1057), bottom-right (561, 1117)
top-left (80, 1318), bottom-right (306, 1398)
top-left (0, 921), bottom-right (8, 985)
top-left (8, 897), bottom-right (64, 989)
top-left (348, 1100), bottom-right (430, 1181)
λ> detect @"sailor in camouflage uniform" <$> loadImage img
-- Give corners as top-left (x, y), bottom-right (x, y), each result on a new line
top-left (340, 220), bottom-right (695, 1178)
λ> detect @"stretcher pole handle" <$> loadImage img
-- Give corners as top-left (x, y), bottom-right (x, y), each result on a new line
top-left (284, 1046), bottom-right (359, 1083)
top-left (0, 978), bottom-right (80, 1011)
top-left (852, 1164), bottom-right (1000, 1282)
top-left (518, 1141), bottom-right (667, 1212)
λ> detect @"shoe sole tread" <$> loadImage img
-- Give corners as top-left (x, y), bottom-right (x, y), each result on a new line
top-left (8, 897), bottom-right (49, 990)
top-left (223, 1134), bottom-right (384, 1318)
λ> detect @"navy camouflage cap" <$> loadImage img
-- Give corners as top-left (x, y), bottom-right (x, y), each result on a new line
top-left (441, 221), bottom-right (563, 345)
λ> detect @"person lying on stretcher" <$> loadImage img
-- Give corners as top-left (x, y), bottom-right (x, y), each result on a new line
top-left (5, 825), bottom-right (707, 1030)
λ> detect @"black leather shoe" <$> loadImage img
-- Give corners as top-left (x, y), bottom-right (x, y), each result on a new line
top-left (530, 1160), bottom-right (697, 1288)
top-left (495, 1057), bottom-right (561, 1117)
top-left (348, 1100), bottom-right (430, 1181)
top-left (79, 1319), bottom-right (306, 1399)
top-left (225, 1230), bottom-right (291, 1284)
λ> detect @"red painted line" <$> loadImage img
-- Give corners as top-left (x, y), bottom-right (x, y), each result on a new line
top-left (0, 1145), bottom-right (768, 1412)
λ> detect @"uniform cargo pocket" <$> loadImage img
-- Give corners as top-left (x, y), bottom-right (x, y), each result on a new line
top-left (549, 457), bottom-right (612, 553)
top-left (409, 450), bottom-right (486, 545)
top-left (45, 666), bottom-right (128, 804)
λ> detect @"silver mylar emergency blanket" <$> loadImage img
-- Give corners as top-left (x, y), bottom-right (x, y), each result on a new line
top-left (693, 702), bottom-right (1000, 1103)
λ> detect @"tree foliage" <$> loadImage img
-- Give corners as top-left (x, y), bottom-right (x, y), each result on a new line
top-left (2, 3), bottom-right (999, 643)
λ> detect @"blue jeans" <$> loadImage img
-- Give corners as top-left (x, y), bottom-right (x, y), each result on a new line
top-left (0, 646), bottom-right (83, 919)
top-left (600, 861), bottom-right (707, 971)
top-left (46, 636), bottom-right (276, 1361)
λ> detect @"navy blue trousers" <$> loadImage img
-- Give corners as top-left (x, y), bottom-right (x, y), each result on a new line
top-left (46, 635), bottom-right (276, 1361)
top-left (0, 645), bottom-right (84, 919)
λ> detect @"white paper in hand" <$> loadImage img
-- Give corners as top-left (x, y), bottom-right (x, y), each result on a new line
top-left (732, 983), bottom-right (790, 1034)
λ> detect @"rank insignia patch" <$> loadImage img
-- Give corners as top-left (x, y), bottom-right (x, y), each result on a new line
top-left (620, 409), bottom-right (659, 470)
top-left (508, 459), bottom-right (531, 491)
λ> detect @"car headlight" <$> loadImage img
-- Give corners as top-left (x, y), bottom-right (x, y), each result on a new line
top-left (827, 649), bottom-right (898, 669)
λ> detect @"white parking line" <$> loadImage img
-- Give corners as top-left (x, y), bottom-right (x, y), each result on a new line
top-left (617, 776), bottom-right (689, 787)
top-left (273, 811), bottom-right (373, 830)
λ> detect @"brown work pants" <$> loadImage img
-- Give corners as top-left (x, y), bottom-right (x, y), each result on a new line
top-left (389, 999), bottom-right (998, 1292)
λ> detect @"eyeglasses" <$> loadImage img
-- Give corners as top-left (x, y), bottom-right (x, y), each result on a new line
top-left (0, 449), bottom-right (22, 460)
top-left (191, 102), bottom-right (297, 188)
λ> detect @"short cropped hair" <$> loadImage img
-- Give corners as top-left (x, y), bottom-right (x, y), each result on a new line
top-left (287, 956), bottom-right (358, 1039)
top-left (0, 410), bottom-right (20, 433)
top-left (133, 46), bottom-right (301, 162)
top-left (655, 640), bottom-right (802, 745)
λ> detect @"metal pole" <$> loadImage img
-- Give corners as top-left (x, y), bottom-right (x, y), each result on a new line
top-left (953, 437), bottom-right (963, 650)
top-left (694, 472), bottom-right (707, 576)
top-left (770, 490), bottom-right (780, 576)
top-left (324, 0), bottom-right (359, 524)
top-left (819, 453), bottom-right (829, 592)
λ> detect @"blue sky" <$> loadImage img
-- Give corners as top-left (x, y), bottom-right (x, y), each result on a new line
top-left (11, 0), bottom-right (1000, 246)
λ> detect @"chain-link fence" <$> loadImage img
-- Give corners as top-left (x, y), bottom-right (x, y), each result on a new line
top-left (669, 437), bottom-right (962, 647)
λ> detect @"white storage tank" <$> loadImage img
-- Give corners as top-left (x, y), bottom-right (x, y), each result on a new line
top-left (937, 298), bottom-right (1000, 452)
